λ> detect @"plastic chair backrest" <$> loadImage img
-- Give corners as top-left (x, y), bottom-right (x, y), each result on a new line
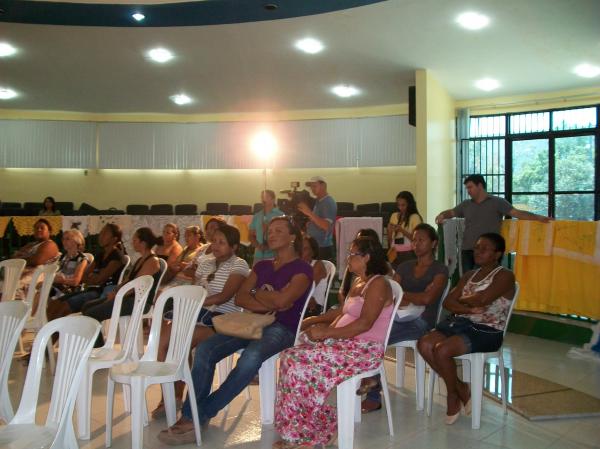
top-left (118, 255), bottom-right (131, 285)
top-left (434, 281), bottom-right (452, 324)
top-left (102, 276), bottom-right (154, 351)
top-left (153, 258), bottom-right (168, 303)
top-left (0, 259), bottom-right (26, 302)
top-left (383, 279), bottom-right (404, 352)
top-left (11, 316), bottom-right (100, 428)
top-left (24, 263), bottom-right (58, 323)
top-left (502, 282), bottom-right (520, 338)
top-left (320, 260), bottom-right (336, 313)
top-left (0, 301), bottom-right (29, 420)
top-left (294, 282), bottom-right (315, 344)
top-left (143, 285), bottom-right (207, 367)
top-left (83, 252), bottom-right (94, 265)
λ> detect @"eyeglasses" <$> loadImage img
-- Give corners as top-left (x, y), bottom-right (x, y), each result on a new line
top-left (347, 251), bottom-right (365, 258)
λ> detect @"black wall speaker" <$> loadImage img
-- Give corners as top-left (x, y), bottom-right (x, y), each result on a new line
top-left (408, 85), bottom-right (416, 127)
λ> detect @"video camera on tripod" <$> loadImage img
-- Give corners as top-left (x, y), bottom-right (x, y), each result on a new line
top-left (279, 181), bottom-right (315, 230)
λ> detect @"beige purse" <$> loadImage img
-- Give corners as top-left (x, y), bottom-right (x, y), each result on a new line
top-left (212, 311), bottom-right (276, 340)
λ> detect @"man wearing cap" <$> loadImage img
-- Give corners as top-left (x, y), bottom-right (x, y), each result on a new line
top-left (298, 176), bottom-right (337, 261)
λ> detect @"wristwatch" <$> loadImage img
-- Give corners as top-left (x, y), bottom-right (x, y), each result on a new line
top-left (250, 287), bottom-right (258, 299)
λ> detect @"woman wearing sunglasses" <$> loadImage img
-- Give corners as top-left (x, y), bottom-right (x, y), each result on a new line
top-left (151, 223), bottom-right (250, 419)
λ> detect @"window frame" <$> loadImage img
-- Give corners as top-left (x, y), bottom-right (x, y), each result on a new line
top-left (459, 104), bottom-right (600, 220)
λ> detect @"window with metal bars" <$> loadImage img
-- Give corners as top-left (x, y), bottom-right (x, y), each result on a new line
top-left (459, 105), bottom-right (599, 221)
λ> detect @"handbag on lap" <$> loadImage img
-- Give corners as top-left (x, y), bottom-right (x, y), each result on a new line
top-left (212, 311), bottom-right (276, 340)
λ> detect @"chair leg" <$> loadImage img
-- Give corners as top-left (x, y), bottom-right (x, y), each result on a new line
top-left (130, 379), bottom-right (145, 449)
top-left (337, 379), bottom-right (356, 449)
top-left (76, 368), bottom-right (92, 440)
top-left (0, 380), bottom-right (15, 422)
top-left (414, 350), bottom-right (426, 411)
top-left (258, 354), bottom-right (277, 425)
top-left (123, 384), bottom-right (131, 413)
top-left (469, 354), bottom-right (484, 430)
top-left (427, 367), bottom-right (436, 417)
top-left (162, 382), bottom-right (177, 427)
top-left (106, 377), bottom-right (116, 447)
top-left (184, 367), bottom-right (202, 446)
top-left (498, 352), bottom-right (507, 415)
top-left (395, 346), bottom-right (406, 388)
top-left (379, 366), bottom-right (394, 436)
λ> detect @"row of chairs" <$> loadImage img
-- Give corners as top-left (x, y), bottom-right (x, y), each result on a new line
top-left (0, 257), bottom-right (516, 448)
top-left (0, 201), bottom-right (402, 217)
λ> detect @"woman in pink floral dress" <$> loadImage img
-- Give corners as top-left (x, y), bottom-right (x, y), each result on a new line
top-left (273, 236), bottom-right (394, 449)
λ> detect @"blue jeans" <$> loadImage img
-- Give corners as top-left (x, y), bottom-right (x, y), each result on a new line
top-left (181, 321), bottom-right (295, 424)
top-left (65, 284), bottom-right (116, 312)
top-left (366, 317), bottom-right (431, 403)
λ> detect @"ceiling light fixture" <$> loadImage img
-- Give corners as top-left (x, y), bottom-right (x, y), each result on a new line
top-left (132, 13), bottom-right (145, 22)
top-left (0, 87), bottom-right (18, 100)
top-left (170, 93), bottom-right (192, 105)
top-left (331, 84), bottom-right (360, 98)
top-left (295, 38), bottom-right (324, 54)
top-left (573, 63), bottom-right (600, 78)
top-left (147, 47), bottom-right (174, 63)
top-left (474, 78), bottom-right (500, 91)
top-left (0, 42), bottom-right (17, 57)
top-left (455, 11), bottom-right (490, 30)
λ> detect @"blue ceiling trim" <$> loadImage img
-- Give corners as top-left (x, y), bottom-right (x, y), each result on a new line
top-left (0, 0), bottom-right (386, 27)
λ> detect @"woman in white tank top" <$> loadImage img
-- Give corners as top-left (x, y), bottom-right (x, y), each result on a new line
top-left (417, 233), bottom-right (515, 426)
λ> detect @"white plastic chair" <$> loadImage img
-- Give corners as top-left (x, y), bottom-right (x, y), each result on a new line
top-left (0, 315), bottom-right (100, 449)
top-left (426, 283), bottom-right (520, 429)
top-left (75, 275), bottom-right (154, 440)
top-left (320, 260), bottom-right (336, 313)
top-left (106, 285), bottom-right (207, 449)
top-left (101, 255), bottom-right (131, 340)
top-left (335, 279), bottom-right (403, 449)
top-left (390, 281), bottom-right (451, 410)
top-left (0, 258), bottom-right (26, 302)
top-left (118, 257), bottom-right (167, 352)
top-left (21, 263), bottom-right (59, 373)
top-left (0, 301), bottom-right (29, 422)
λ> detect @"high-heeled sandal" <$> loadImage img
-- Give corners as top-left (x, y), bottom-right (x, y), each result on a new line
top-left (355, 377), bottom-right (380, 395)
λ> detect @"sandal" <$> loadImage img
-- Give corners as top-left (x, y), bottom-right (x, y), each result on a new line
top-left (361, 398), bottom-right (382, 414)
top-left (355, 377), bottom-right (380, 396)
top-left (151, 399), bottom-right (183, 419)
top-left (157, 425), bottom-right (197, 446)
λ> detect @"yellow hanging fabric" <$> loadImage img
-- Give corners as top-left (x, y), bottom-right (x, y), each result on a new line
top-left (11, 216), bottom-right (63, 236)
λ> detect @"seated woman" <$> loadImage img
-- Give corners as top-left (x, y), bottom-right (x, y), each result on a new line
top-left (161, 226), bottom-right (205, 285)
top-left (151, 223), bottom-right (249, 419)
top-left (417, 233), bottom-right (515, 425)
top-left (38, 196), bottom-right (61, 216)
top-left (155, 223), bottom-right (183, 268)
top-left (361, 223), bottom-right (449, 412)
top-left (273, 236), bottom-right (394, 449)
top-left (158, 216), bottom-right (312, 446)
top-left (5, 218), bottom-right (60, 300)
top-left (82, 227), bottom-right (161, 347)
top-left (301, 235), bottom-right (328, 317)
top-left (51, 229), bottom-right (89, 297)
top-left (46, 223), bottom-right (125, 321)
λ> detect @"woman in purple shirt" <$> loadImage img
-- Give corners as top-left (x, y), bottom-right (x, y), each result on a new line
top-left (158, 216), bottom-right (313, 446)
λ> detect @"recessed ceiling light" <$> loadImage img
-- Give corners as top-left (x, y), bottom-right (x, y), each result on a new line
top-left (132, 13), bottom-right (145, 22)
top-left (475, 78), bottom-right (500, 91)
top-left (573, 63), bottom-right (600, 78)
top-left (295, 38), bottom-right (324, 54)
top-left (456, 11), bottom-right (490, 30)
top-left (331, 84), bottom-right (360, 98)
top-left (170, 93), bottom-right (192, 105)
top-left (0, 42), bottom-right (17, 57)
top-left (0, 87), bottom-right (18, 100)
top-left (147, 47), bottom-right (174, 63)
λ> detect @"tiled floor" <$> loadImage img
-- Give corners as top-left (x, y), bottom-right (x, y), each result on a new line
top-left (4, 333), bottom-right (600, 449)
